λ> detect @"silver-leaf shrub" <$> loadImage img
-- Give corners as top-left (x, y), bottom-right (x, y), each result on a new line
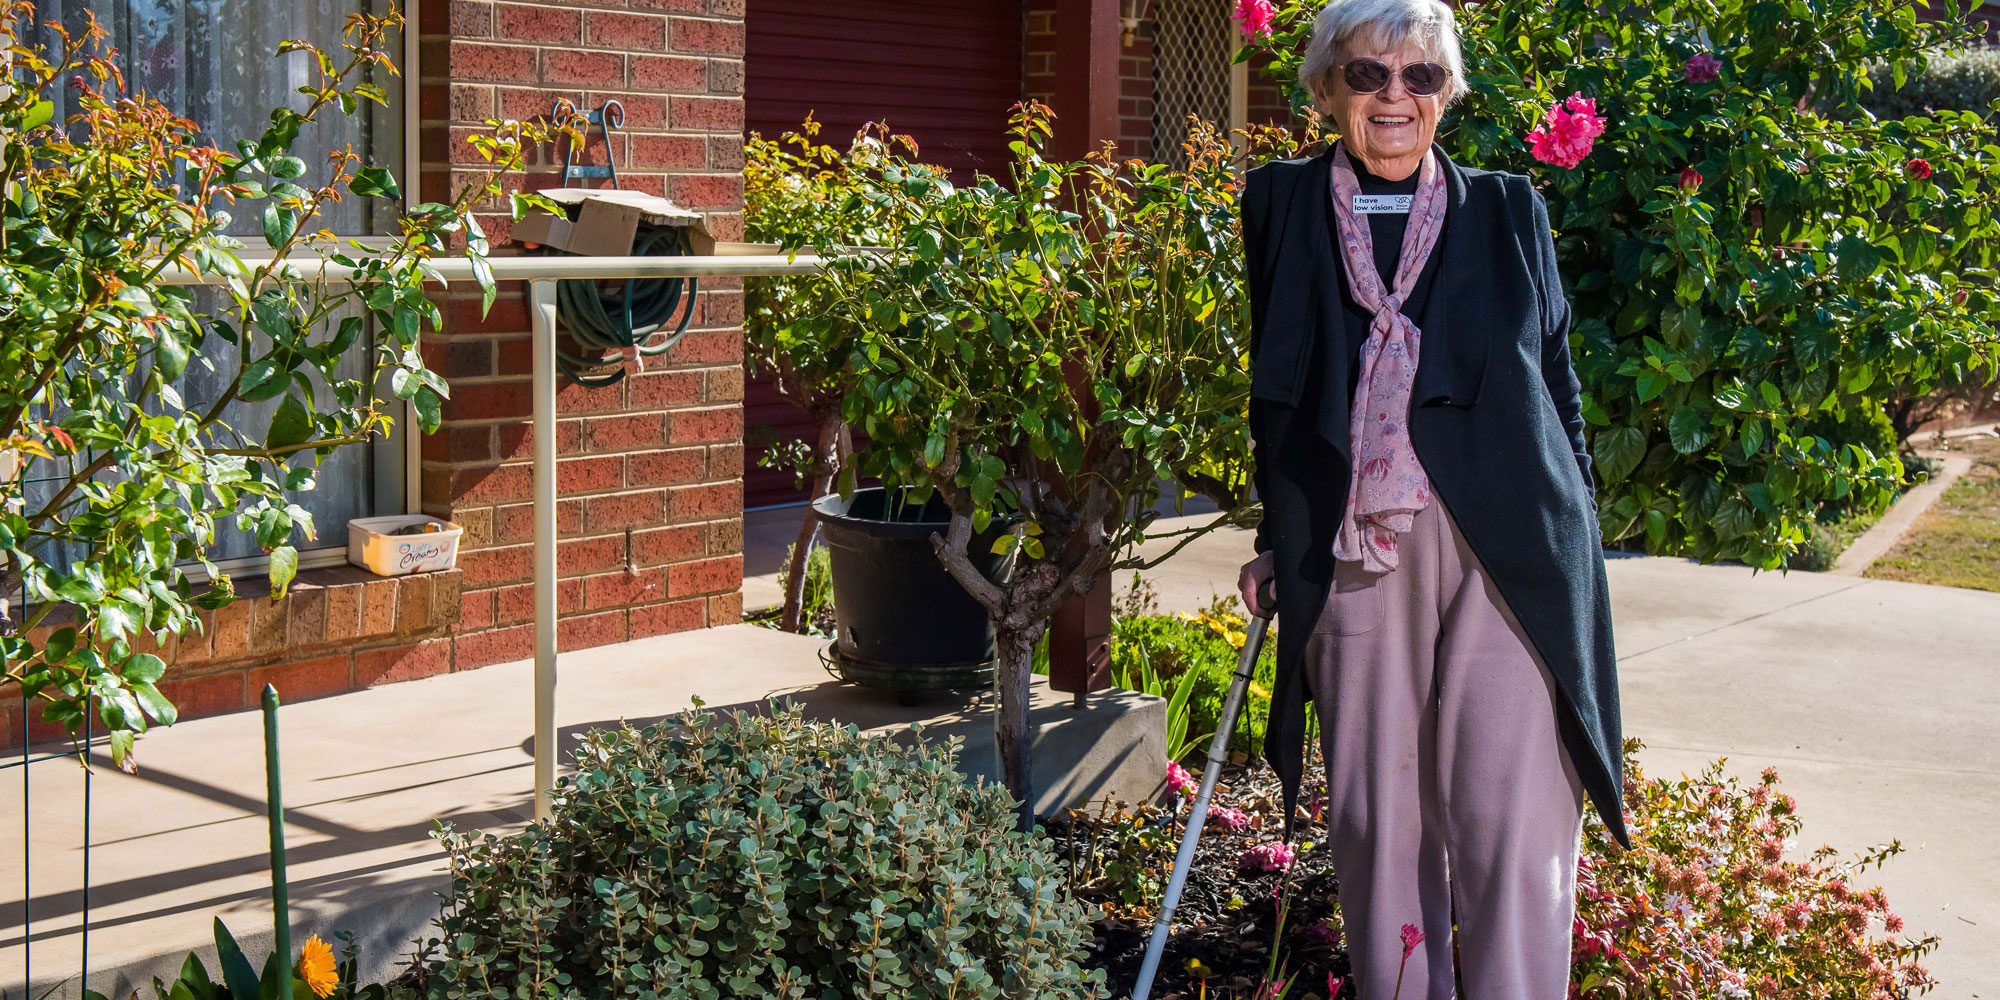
top-left (412, 701), bottom-right (1109, 1000)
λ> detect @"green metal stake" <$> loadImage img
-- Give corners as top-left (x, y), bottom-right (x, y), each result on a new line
top-left (262, 684), bottom-right (294, 1000)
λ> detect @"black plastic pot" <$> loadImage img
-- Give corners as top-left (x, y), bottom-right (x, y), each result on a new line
top-left (810, 487), bottom-right (1010, 694)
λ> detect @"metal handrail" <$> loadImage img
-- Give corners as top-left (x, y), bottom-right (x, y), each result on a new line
top-left (137, 243), bottom-right (840, 819)
top-left (151, 245), bottom-right (831, 285)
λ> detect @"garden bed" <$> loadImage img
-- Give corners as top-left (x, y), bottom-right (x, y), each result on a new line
top-left (1049, 758), bottom-right (1352, 1000)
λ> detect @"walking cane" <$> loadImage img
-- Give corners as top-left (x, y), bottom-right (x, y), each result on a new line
top-left (1131, 578), bottom-right (1278, 1000)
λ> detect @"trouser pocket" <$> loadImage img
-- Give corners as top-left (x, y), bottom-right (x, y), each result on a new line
top-left (1311, 557), bottom-right (1383, 635)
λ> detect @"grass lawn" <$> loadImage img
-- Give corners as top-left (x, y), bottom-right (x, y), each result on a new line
top-left (1865, 435), bottom-right (2000, 592)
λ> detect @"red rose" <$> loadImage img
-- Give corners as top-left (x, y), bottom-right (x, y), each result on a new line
top-left (1679, 166), bottom-right (1702, 191)
top-left (1905, 157), bottom-right (1932, 179)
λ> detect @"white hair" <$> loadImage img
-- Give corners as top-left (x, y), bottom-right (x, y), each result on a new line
top-left (1296, 0), bottom-right (1470, 110)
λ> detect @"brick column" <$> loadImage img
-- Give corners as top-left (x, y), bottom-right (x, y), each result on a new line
top-left (1025, 0), bottom-right (1123, 163)
top-left (418, 0), bottom-right (748, 671)
top-left (1026, 0), bottom-right (1123, 697)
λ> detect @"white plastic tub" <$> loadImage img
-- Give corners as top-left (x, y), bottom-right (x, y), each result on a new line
top-left (347, 514), bottom-right (463, 576)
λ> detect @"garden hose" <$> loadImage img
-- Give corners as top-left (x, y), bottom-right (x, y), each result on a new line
top-left (550, 222), bottom-right (698, 388)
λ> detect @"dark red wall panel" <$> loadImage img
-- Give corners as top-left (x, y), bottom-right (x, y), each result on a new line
top-left (744, 0), bottom-right (1023, 508)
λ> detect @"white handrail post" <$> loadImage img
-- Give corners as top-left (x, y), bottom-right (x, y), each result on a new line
top-left (530, 278), bottom-right (559, 821)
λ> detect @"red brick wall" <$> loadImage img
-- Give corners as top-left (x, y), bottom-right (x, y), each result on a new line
top-left (1024, 1), bottom-right (1058, 115)
top-left (419, 0), bottom-right (749, 669)
top-left (1117, 19), bottom-right (1155, 159)
top-left (1027, 8), bottom-right (1168, 160)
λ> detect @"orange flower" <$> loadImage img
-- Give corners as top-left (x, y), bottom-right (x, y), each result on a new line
top-left (296, 934), bottom-right (338, 999)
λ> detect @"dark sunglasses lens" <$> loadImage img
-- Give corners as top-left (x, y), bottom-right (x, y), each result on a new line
top-left (1343, 59), bottom-right (1391, 93)
top-left (1402, 62), bottom-right (1448, 96)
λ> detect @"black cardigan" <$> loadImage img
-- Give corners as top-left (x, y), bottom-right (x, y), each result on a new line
top-left (1243, 142), bottom-right (1631, 848)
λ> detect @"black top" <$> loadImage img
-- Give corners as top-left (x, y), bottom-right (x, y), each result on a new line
top-left (1332, 155), bottom-right (1443, 397)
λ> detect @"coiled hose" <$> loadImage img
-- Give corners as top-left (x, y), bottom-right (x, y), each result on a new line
top-left (551, 222), bottom-right (698, 387)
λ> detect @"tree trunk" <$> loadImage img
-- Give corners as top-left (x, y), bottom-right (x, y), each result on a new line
top-left (779, 414), bottom-right (845, 633)
top-left (993, 625), bottom-right (1040, 833)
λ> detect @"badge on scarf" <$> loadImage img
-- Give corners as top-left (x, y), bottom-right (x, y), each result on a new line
top-left (1351, 194), bottom-right (1413, 214)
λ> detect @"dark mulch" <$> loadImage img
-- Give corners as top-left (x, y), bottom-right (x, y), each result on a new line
top-left (1047, 758), bottom-right (1356, 1000)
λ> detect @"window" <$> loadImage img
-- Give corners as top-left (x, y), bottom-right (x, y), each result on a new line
top-left (32, 0), bottom-right (411, 571)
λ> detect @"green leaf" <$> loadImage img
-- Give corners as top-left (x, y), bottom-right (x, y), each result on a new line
top-left (133, 680), bottom-right (178, 726)
top-left (1740, 419), bottom-right (1766, 457)
top-left (1668, 405), bottom-right (1711, 454)
top-left (267, 545), bottom-right (299, 600)
top-left (43, 627), bottom-right (78, 664)
top-left (265, 396), bottom-right (312, 451)
top-left (350, 166), bottom-right (401, 199)
top-left (1592, 426), bottom-right (1647, 485)
top-left (22, 99), bottom-right (54, 131)
top-left (107, 730), bottom-right (135, 773)
top-left (268, 155), bottom-right (306, 179)
top-left (124, 653), bottom-right (167, 684)
top-left (412, 387), bottom-right (443, 433)
top-left (328, 316), bottom-right (364, 356)
top-left (214, 919), bottom-right (261, 1000)
top-left (261, 204), bottom-right (295, 249)
top-left (1644, 508), bottom-right (1669, 547)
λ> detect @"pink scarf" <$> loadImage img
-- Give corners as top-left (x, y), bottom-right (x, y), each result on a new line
top-left (1328, 141), bottom-right (1449, 573)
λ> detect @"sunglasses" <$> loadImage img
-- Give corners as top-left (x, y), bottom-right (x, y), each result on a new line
top-left (1337, 58), bottom-right (1451, 98)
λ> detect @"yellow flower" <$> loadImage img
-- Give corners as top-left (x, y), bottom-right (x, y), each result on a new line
top-left (296, 934), bottom-right (338, 999)
top-left (1184, 957), bottom-right (1211, 978)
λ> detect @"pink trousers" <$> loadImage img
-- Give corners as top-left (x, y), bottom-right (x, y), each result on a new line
top-left (1304, 501), bottom-right (1585, 1000)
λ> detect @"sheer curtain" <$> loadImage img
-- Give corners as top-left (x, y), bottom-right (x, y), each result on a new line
top-left (33, 0), bottom-right (404, 564)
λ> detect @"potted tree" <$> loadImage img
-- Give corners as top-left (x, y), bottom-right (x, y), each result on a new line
top-left (802, 103), bottom-right (1279, 829)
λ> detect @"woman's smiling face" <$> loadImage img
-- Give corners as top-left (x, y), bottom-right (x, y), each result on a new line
top-left (1321, 38), bottom-right (1445, 179)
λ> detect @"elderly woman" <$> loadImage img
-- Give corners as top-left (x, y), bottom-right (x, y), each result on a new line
top-left (1234, 0), bottom-right (1629, 995)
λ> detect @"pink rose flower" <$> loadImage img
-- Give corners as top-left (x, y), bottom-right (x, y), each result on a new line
top-left (1906, 157), bottom-right (1933, 179)
top-left (1684, 52), bottom-right (1723, 84)
top-left (1239, 840), bottom-right (1296, 872)
top-left (1525, 92), bottom-right (1607, 169)
top-left (1679, 166), bottom-right (1703, 191)
top-left (1231, 0), bottom-right (1277, 39)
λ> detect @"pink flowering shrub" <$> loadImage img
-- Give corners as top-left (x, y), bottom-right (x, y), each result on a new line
top-left (1571, 743), bottom-right (1938, 999)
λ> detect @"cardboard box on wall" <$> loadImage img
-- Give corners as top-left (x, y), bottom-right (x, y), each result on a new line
top-left (513, 189), bottom-right (712, 256)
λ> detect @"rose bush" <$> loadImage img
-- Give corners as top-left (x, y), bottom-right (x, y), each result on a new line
top-left (0, 5), bottom-right (540, 757)
top-left (1239, 0), bottom-right (2000, 568)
